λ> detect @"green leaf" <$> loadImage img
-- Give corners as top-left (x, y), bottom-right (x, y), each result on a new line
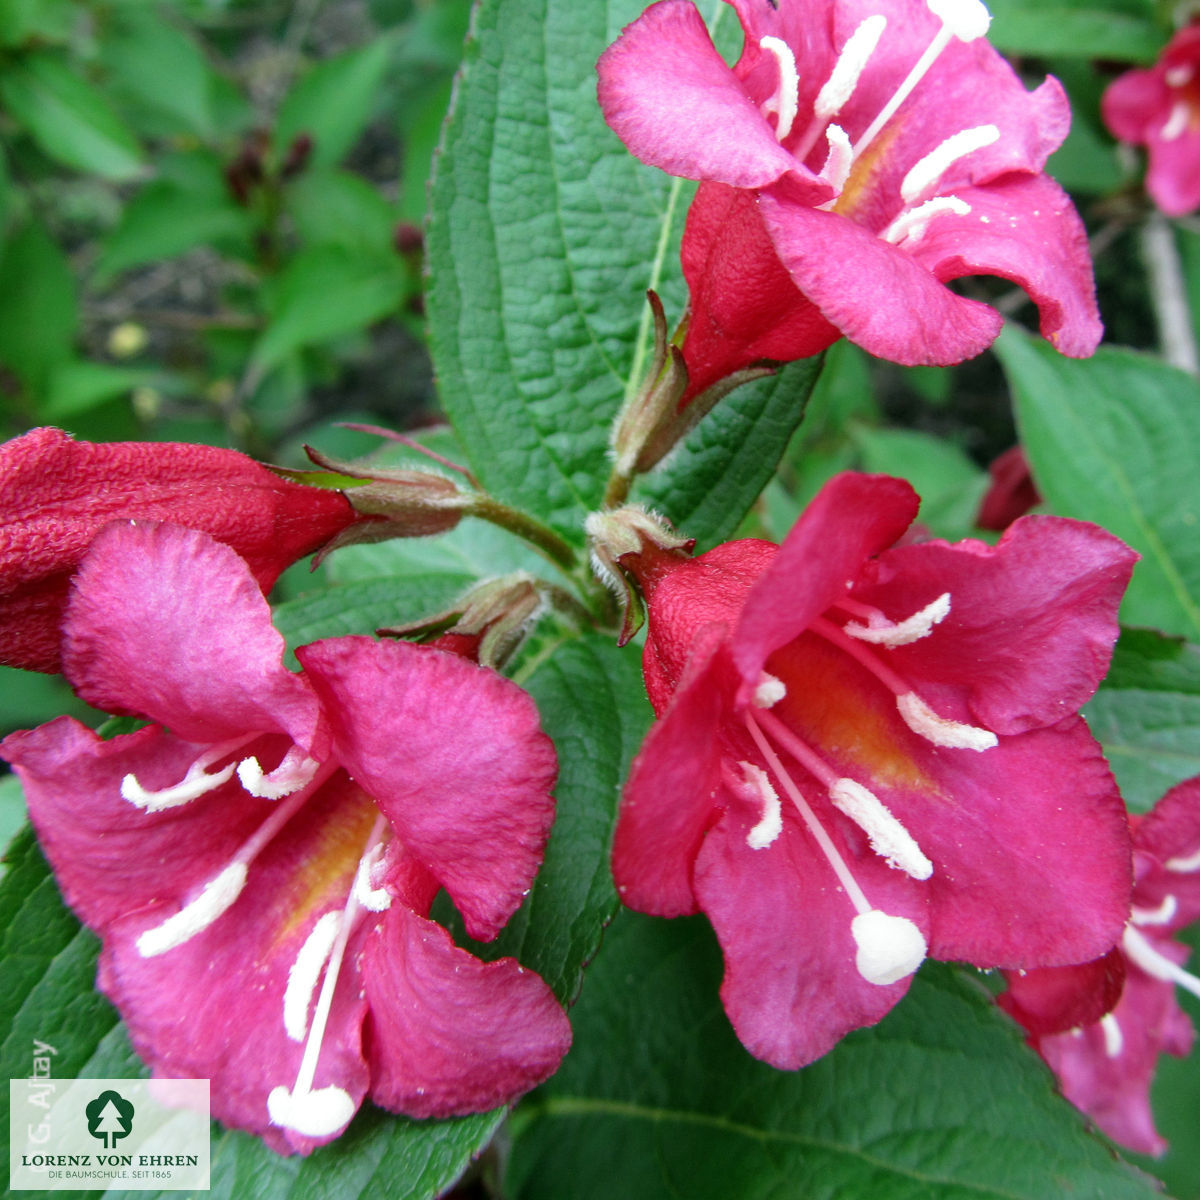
top-left (1087, 628), bottom-right (1200, 814)
top-left (0, 0), bottom-right (74, 48)
top-left (97, 7), bottom-right (222, 139)
top-left (0, 216), bottom-right (77, 393)
top-left (250, 246), bottom-right (406, 379)
top-left (276, 37), bottom-right (396, 169)
top-left (0, 51), bottom-right (144, 180)
top-left (985, 0), bottom-right (1163, 61)
top-left (505, 912), bottom-right (1161, 1200)
top-left (426, 0), bottom-right (698, 540)
top-left (997, 325), bottom-right (1200, 640)
top-left (286, 168), bottom-right (397, 255)
top-left (638, 357), bottom-right (824, 549)
top-left (42, 360), bottom-right (157, 420)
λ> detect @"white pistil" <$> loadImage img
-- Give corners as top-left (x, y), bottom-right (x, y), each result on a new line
top-left (270, 814), bottom-right (388, 1140)
top-left (1100, 1013), bottom-right (1124, 1059)
top-left (1123, 925), bottom-right (1200, 1001)
top-left (1162, 100), bottom-right (1191, 142)
top-left (753, 672), bottom-right (787, 709)
top-left (1131, 894), bottom-right (1178, 926)
top-left (1166, 846), bottom-right (1200, 872)
top-left (829, 778), bottom-right (933, 880)
top-left (238, 746), bottom-right (322, 800)
top-left (792, 16), bottom-right (888, 163)
top-left (900, 125), bottom-right (999, 205)
top-left (896, 692), bottom-right (997, 751)
top-left (759, 36), bottom-right (800, 142)
top-left (882, 196), bottom-right (971, 246)
top-left (121, 760), bottom-right (237, 812)
top-left (737, 761), bottom-right (783, 849)
top-left (844, 592), bottom-right (951, 647)
top-left (136, 862), bottom-right (247, 958)
top-left (851, 909), bottom-right (928, 985)
top-left (853, 0), bottom-right (990, 158)
top-left (283, 912), bottom-right (340, 1042)
top-left (352, 842), bottom-right (392, 912)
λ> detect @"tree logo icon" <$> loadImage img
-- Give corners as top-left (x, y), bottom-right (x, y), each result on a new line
top-left (85, 1089), bottom-right (135, 1149)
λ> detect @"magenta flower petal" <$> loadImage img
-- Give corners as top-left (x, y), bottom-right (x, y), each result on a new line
top-left (851, 515), bottom-right (1137, 735)
top-left (695, 805), bottom-right (925, 1069)
top-left (1129, 777), bottom-right (1200, 929)
top-left (298, 636), bottom-right (557, 943)
top-left (363, 904), bottom-right (571, 1119)
top-left (997, 948), bottom-right (1126, 1038)
top-left (63, 522), bottom-right (320, 747)
top-left (597, 0), bottom-right (827, 195)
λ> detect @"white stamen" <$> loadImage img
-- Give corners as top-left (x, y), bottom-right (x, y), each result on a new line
top-left (121, 759), bottom-right (237, 812)
top-left (851, 909), bottom-right (927, 985)
top-left (283, 912), bottom-right (340, 1042)
top-left (238, 747), bottom-right (321, 800)
top-left (901, 125), bottom-right (999, 204)
top-left (1166, 846), bottom-right (1200, 873)
top-left (817, 124), bottom-right (854, 199)
top-left (267, 1085), bottom-right (356, 1139)
top-left (753, 672), bottom-right (787, 709)
top-left (844, 592), bottom-right (951, 647)
top-left (136, 862), bottom-right (248, 957)
top-left (352, 842), bottom-right (392, 912)
top-left (1166, 65), bottom-right (1194, 87)
top-left (882, 196), bottom-right (971, 246)
top-left (1132, 894), bottom-right (1179, 926)
top-left (759, 36), bottom-right (800, 142)
top-left (737, 761), bottom-right (783, 849)
top-left (829, 778), bottom-right (933, 880)
top-left (926, 0), bottom-right (992, 41)
top-left (1100, 1013), bottom-right (1124, 1059)
top-left (815, 16), bottom-right (888, 121)
top-left (1123, 925), bottom-right (1200, 1001)
top-left (1162, 100), bottom-right (1191, 142)
top-left (896, 692), bottom-right (997, 751)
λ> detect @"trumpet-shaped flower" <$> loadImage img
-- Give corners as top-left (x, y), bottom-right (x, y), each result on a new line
top-left (1, 521), bottom-right (569, 1154)
top-left (1001, 778), bottom-right (1200, 1155)
top-left (598, 0), bottom-right (1101, 397)
top-left (609, 473), bottom-right (1134, 1068)
top-left (1103, 25), bottom-right (1200, 217)
top-left (0, 427), bottom-right (364, 673)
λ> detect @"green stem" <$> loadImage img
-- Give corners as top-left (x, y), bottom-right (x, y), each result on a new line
top-left (467, 495), bottom-right (578, 573)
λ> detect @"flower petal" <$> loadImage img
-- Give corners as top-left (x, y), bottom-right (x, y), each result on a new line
top-left (998, 948), bottom-right (1126, 1037)
top-left (852, 515), bottom-right (1136, 735)
top-left (63, 522), bottom-right (319, 746)
top-left (597, 0), bottom-right (816, 191)
top-left (1133, 776), bottom-right (1200, 929)
top-left (758, 194), bottom-right (1004, 365)
top-left (363, 905), bottom-right (571, 1118)
top-left (298, 637), bottom-right (556, 942)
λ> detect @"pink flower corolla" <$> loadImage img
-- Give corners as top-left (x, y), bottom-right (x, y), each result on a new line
top-left (609, 473), bottom-right (1134, 1068)
top-left (598, 0), bottom-right (1101, 398)
top-left (0, 427), bottom-right (365, 674)
top-left (975, 443), bottom-right (1041, 531)
top-left (1000, 778), bottom-right (1200, 1156)
top-left (1, 522), bottom-right (570, 1154)
top-left (1103, 25), bottom-right (1200, 217)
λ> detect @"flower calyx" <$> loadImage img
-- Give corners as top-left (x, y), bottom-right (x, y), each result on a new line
top-left (586, 505), bottom-right (695, 645)
top-left (379, 573), bottom-right (547, 670)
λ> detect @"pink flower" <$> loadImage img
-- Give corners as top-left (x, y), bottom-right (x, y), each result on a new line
top-left (598, 0), bottom-right (1101, 398)
top-left (975, 444), bottom-right (1041, 531)
top-left (608, 473), bottom-right (1134, 1068)
top-left (1, 522), bottom-right (570, 1154)
top-left (0, 427), bottom-right (365, 674)
top-left (1000, 778), bottom-right (1200, 1156)
top-left (1103, 25), bottom-right (1200, 217)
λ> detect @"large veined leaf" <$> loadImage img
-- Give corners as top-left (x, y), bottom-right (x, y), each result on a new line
top-left (505, 911), bottom-right (1161, 1200)
top-left (427, 0), bottom-right (812, 545)
top-left (997, 325), bottom-right (1200, 641)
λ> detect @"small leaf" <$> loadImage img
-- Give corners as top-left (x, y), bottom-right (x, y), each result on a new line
top-left (0, 51), bottom-right (144, 180)
top-left (286, 168), bottom-right (397, 255)
top-left (1087, 627), bottom-right (1200, 813)
top-left (276, 37), bottom-right (396, 169)
top-left (42, 361), bottom-right (158, 420)
top-left (505, 912), bottom-right (1162, 1200)
top-left (997, 325), bottom-right (1200, 640)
